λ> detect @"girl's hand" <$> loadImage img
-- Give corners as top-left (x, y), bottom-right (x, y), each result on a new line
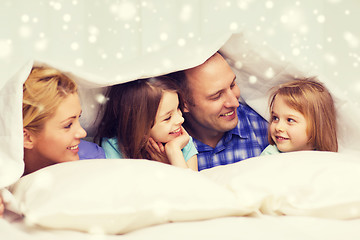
top-left (165, 126), bottom-right (190, 153)
top-left (145, 137), bottom-right (170, 164)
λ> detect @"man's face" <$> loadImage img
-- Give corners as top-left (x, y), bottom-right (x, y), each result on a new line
top-left (184, 53), bottom-right (240, 138)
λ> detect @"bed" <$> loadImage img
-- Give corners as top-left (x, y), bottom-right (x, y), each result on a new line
top-left (1, 1), bottom-right (360, 239)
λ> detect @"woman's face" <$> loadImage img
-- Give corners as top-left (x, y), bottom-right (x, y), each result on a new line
top-left (149, 91), bottom-right (184, 143)
top-left (29, 93), bottom-right (87, 165)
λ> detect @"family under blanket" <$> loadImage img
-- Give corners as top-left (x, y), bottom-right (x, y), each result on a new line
top-left (0, 52), bottom-right (337, 217)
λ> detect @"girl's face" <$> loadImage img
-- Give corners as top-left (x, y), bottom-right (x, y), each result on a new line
top-left (149, 91), bottom-right (184, 143)
top-left (30, 93), bottom-right (87, 165)
top-left (269, 95), bottom-right (314, 152)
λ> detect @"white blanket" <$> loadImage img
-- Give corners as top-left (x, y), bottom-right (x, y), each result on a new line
top-left (1, 0), bottom-right (360, 237)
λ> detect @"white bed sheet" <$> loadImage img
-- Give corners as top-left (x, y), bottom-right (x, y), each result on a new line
top-left (3, 215), bottom-right (360, 240)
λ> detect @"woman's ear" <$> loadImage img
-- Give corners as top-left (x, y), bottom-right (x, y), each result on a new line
top-left (23, 128), bottom-right (34, 149)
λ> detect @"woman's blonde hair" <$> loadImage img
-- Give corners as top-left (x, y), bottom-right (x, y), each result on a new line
top-left (23, 66), bottom-right (77, 134)
top-left (268, 77), bottom-right (338, 152)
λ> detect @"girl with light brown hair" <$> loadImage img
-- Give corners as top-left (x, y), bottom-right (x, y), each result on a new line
top-left (261, 77), bottom-right (338, 155)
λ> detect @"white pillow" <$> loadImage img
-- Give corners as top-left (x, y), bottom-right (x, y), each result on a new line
top-left (201, 151), bottom-right (360, 219)
top-left (8, 159), bottom-right (249, 234)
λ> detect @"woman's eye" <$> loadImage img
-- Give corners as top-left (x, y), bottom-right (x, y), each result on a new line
top-left (64, 123), bottom-right (73, 129)
top-left (164, 116), bottom-right (171, 121)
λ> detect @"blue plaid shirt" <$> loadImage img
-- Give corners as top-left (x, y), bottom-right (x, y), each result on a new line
top-left (194, 103), bottom-right (269, 171)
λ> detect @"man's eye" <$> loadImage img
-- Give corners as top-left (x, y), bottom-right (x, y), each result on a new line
top-left (210, 94), bottom-right (221, 100)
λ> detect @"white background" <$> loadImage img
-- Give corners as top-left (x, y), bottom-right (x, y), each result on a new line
top-left (0, 0), bottom-right (359, 102)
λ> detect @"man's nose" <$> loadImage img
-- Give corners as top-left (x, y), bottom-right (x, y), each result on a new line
top-left (224, 91), bottom-right (240, 108)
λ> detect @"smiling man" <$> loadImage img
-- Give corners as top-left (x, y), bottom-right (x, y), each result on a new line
top-left (168, 52), bottom-right (269, 171)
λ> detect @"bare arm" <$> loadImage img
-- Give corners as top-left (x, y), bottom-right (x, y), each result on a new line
top-left (146, 127), bottom-right (197, 170)
top-left (185, 155), bottom-right (198, 171)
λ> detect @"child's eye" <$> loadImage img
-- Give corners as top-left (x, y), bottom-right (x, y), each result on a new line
top-left (163, 116), bottom-right (171, 121)
top-left (287, 118), bottom-right (295, 123)
top-left (271, 116), bottom-right (279, 122)
top-left (64, 123), bottom-right (73, 129)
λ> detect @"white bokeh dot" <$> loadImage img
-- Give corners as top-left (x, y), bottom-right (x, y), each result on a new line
top-left (292, 48), bottom-right (300, 56)
top-left (19, 25), bottom-right (32, 38)
top-left (75, 58), bottom-right (84, 66)
top-left (63, 14), bottom-right (71, 22)
top-left (95, 94), bottom-right (107, 104)
top-left (35, 39), bottom-right (48, 51)
top-left (110, 2), bottom-right (137, 20)
top-left (21, 14), bottom-right (30, 23)
top-left (234, 61), bottom-right (243, 69)
top-left (88, 35), bottom-right (97, 43)
top-left (180, 4), bottom-right (192, 21)
top-left (71, 42), bottom-right (79, 50)
top-left (265, 1), bottom-right (274, 9)
top-left (160, 33), bottom-right (168, 41)
top-left (317, 15), bottom-right (326, 23)
top-left (0, 40), bottom-right (12, 58)
top-left (116, 52), bottom-right (123, 59)
top-left (249, 76), bottom-right (257, 84)
top-left (265, 67), bottom-right (275, 78)
top-left (177, 38), bottom-right (186, 47)
top-left (229, 22), bottom-right (239, 31)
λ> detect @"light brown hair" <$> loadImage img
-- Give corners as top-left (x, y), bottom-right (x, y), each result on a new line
top-left (268, 77), bottom-right (338, 152)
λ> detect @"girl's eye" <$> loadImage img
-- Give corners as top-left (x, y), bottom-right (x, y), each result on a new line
top-left (164, 116), bottom-right (171, 121)
top-left (271, 116), bottom-right (279, 122)
top-left (64, 123), bottom-right (73, 129)
top-left (287, 118), bottom-right (295, 123)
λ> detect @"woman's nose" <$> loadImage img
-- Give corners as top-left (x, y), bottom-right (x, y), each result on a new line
top-left (75, 123), bottom-right (87, 139)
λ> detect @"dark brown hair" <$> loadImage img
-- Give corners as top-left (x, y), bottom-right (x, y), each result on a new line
top-left (95, 76), bottom-right (180, 159)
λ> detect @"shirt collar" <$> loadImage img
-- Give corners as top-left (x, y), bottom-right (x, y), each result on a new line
top-left (192, 104), bottom-right (252, 152)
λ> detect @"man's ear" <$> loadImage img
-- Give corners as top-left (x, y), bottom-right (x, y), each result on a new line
top-left (183, 101), bottom-right (190, 113)
top-left (23, 128), bottom-right (34, 149)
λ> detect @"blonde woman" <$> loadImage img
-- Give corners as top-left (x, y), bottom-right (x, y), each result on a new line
top-left (22, 66), bottom-right (105, 175)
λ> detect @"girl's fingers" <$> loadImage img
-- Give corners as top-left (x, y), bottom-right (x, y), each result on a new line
top-left (158, 142), bottom-right (165, 153)
top-left (149, 137), bottom-right (162, 153)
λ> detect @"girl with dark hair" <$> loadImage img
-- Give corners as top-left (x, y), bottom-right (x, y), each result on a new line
top-left (95, 76), bottom-right (198, 171)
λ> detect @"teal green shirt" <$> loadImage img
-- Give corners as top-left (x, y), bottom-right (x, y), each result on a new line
top-left (101, 137), bottom-right (198, 162)
top-left (260, 144), bottom-right (281, 156)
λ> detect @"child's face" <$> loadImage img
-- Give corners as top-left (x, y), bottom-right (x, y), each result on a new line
top-left (29, 93), bottom-right (87, 164)
top-left (149, 91), bottom-right (184, 143)
top-left (269, 95), bottom-right (314, 152)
